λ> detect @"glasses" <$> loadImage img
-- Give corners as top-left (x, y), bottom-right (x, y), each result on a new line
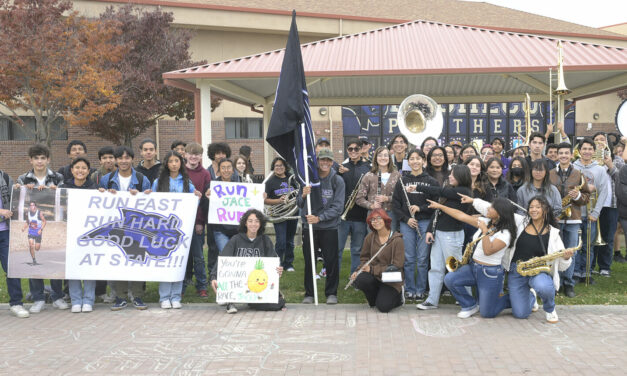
top-left (347, 147), bottom-right (360, 152)
top-left (431, 153), bottom-right (444, 158)
top-left (371, 216), bottom-right (384, 222)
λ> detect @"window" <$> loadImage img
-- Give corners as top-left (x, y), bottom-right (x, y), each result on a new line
top-left (0, 116), bottom-right (67, 141)
top-left (225, 118), bottom-right (263, 139)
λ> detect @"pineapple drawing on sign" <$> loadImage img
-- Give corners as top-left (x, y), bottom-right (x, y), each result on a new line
top-left (247, 259), bottom-right (274, 298)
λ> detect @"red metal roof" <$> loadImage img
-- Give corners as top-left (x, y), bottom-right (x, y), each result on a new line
top-left (164, 20), bottom-right (627, 80)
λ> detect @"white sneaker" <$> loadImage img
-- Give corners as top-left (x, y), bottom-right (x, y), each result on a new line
top-left (71, 304), bottom-right (81, 313)
top-left (10, 305), bottom-right (30, 318)
top-left (530, 289), bottom-right (539, 312)
top-left (171, 301), bottom-right (182, 309)
top-left (546, 310), bottom-right (559, 323)
top-left (457, 305), bottom-right (480, 319)
top-left (82, 304), bottom-right (93, 313)
top-left (29, 300), bottom-right (45, 313)
top-left (52, 298), bottom-right (69, 310)
top-left (226, 303), bottom-right (238, 314)
top-left (161, 300), bottom-right (172, 309)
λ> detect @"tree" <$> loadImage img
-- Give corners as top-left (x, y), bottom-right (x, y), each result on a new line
top-left (89, 5), bottom-right (214, 147)
top-left (0, 0), bottom-right (124, 148)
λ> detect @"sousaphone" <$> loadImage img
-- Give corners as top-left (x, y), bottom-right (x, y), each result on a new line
top-left (397, 94), bottom-right (443, 147)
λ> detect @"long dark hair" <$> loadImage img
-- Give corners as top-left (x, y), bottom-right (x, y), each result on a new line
top-left (506, 156), bottom-right (530, 184)
top-left (157, 151), bottom-right (190, 193)
top-left (459, 144), bottom-right (478, 163)
top-left (527, 195), bottom-right (558, 229)
top-left (526, 159), bottom-right (552, 194)
top-left (450, 164), bottom-right (472, 189)
top-left (238, 209), bottom-right (267, 236)
top-left (489, 197), bottom-right (517, 246)
top-left (426, 146), bottom-right (449, 175)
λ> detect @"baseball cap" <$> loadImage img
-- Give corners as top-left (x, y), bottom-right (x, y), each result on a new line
top-left (316, 137), bottom-right (330, 146)
top-left (358, 136), bottom-right (371, 145)
top-left (449, 140), bottom-right (462, 147)
top-left (317, 148), bottom-right (334, 160)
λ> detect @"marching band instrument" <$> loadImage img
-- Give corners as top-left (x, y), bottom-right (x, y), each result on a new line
top-left (345, 233), bottom-right (394, 290)
top-left (522, 93), bottom-right (533, 148)
top-left (553, 41), bottom-right (570, 144)
top-left (397, 94), bottom-right (443, 147)
top-left (398, 176), bottom-right (422, 240)
top-left (591, 191), bottom-right (606, 247)
top-left (264, 175), bottom-right (300, 223)
top-left (558, 174), bottom-right (585, 220)
top-left (340, 173), bottom-right (365, 221)
top-left (446, 227), bottom-right (496, 273)
top-left (517, 231), bottom-right (582, 277)
top-left (616, 99), bottom-right (627, 137)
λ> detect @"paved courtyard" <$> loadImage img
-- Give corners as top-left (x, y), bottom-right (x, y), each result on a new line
top-left (1, 303), bottom-right (625, 375)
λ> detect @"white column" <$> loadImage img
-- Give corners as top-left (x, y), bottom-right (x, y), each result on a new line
top-left (198, 80), bottom-right (213, 168)
top-left (263, 98), bottom-right (273, 176)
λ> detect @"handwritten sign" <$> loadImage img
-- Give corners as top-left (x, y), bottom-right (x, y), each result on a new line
top-left (215, 257), bottom-right (279, 304)
top-left (208, 181), bottom-right (265, 225)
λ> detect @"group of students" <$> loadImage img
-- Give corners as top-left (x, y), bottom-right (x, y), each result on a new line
top-left (1, 127), bottom-right (624, 320)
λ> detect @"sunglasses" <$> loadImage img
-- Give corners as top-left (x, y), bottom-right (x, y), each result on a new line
top-left (347, 147), bottom-right (360, 152)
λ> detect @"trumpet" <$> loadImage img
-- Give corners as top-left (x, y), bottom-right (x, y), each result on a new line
top-left (517, 231), bottom-right (582, 277)
top-left (340, 173), bottom-right (365, 221)
top-left (446, 227), bottom-right (496, 272)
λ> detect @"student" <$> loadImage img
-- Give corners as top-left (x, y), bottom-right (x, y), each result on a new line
top-left (359, 137), bottom-right (373, 162)
top-left (99, 146), bottom-right (151, 311)
top-left (389, 134), bottom-right (409, 174)
top-left (425, 146), bottom-right (449, 186)
top-left (90, 146), bottom-right (116, 187)
top-left (136, 138), bottom-right (161, 184)
top-left (299, 148), bottom-right (345, 305)
top-left (183, 143), bottom-right (212, 298)
top-left (234, 155), bottom-right (253, 183)
top-left (152, 151), bottom-right (201, 309)
top-left (58, 140), bottom-right (88, 181)
top-left (15, 144), bottom-right (67, 314)
top-left (239, 145), bottom-right (255, 175)
top-left (60, 157), bottom-right (98, 312)
top-left (517, 159), bottom-right (562, 218)
top-left (206, 159), bottom-right (241, 253)
top-left (506, 157), bottom-right (529, 193)
top-left (421, 137), bottom-right (438, 157)
top-left (171, 140), bottom-right (187, 156)
top-left (546, 144), bottom-right (559, 164)
top-left (458, 144), bottom-right (478, 164)
top-left (491, 137), bottom-right (510, 176)
top-left (206, 142), bottom-right (231, 180)
top-left (0, 164), bottom-right (29, 318)
top-left (483, 157), bottom-right (517, 204)
top-left (316, 138), bottom-right (340, 172)
top-left (210, 209), bottom-right (285, 314)
top-left (525, 132), bottom-right (556, 171)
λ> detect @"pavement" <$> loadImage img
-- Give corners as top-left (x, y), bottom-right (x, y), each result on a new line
top-left (0, 303), bottom-right (626, 375)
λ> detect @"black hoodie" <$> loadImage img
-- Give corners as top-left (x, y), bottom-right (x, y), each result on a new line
top-left (392, 171), bottom-right (439, 223)
top-left (209, 233), bottom-right (276, 280)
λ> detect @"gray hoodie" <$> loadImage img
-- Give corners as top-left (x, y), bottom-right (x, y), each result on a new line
top-left (298, 168), bottom-right (345, 230)
top-left (573, 159), bottom-right (608, 218)
top-left (209, 233), bottom-right (276, 281)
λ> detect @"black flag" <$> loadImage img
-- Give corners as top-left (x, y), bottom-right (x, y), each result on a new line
top-left (266, 10), bottom-right (323, 212)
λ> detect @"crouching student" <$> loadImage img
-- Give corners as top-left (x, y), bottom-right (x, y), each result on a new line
top-left (152, 151), bottom-right (201, 309)
top-left (350, 208), bottom-right (405, 313)
top-left (60, 157), bottom-right (98, 312)
top-left (210, 209), bottom-right (286, 314)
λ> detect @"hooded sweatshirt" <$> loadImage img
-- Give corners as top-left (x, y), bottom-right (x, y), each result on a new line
top-left (297, 168), bottom-right (345, 230)
top-left (187, 163), bottom-right (212, 227)
top-left (136, 160), bottom-right (162, 184)
top-left (392, 171), bottom-right (438, 223)
top-left (209, 233), bottom-right (276, 280)
top-left (573, 159), bottom-right (609, 218)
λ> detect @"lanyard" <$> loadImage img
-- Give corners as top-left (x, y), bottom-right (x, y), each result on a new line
top-left (530, 221), bottom-right (548, 255)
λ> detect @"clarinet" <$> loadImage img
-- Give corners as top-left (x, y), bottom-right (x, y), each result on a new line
top-left (399, 176), bottom-right (422, 240)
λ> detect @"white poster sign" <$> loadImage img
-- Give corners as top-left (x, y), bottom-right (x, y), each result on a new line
top-left (208, 181), bottom-right (265, 225)
top-left (215, 257), bottom-right (280, 304)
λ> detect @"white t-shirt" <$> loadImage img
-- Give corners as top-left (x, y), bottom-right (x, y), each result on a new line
top-left (36, 177), bottom-right (46, 186)
top-left (471, 217), bottom-right (511, 265)
top-left (381, 172), bottom-right (391, 186)
top-left (118, 174), bottom-right (132, 191)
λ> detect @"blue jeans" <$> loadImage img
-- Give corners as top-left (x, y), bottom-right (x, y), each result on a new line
top-left (574, 217), bottom-right (597, 278)
top-left (444, 262), bottom-right (509, 318)
top-left (596, 207), bottom-right (618, 271)
top-left (399, 220), bottom-right (430, 295)
top-left (184, 231), bottom-right (207, 291)
top-left (214, 231), bottom-right (230, 253)
top-left (159, 281), bottom-right (183, 302)
top-left (274, 219), bottom-right (297, 269)
top-left (508, 262), bottom-right (555, 318)
top-left (338, 220), bottom-right (367, 274)
top-left (425, 230), bottom-right (464, 306)
top-left (559, 223), bottom-right (580, 287)
top-left (0, 230), bottom-right (24, 306)
top-left (68, 280), bottom-right (96, 306)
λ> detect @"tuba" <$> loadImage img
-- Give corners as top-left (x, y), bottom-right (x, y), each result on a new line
top-left (264, 175), bottom-right (300, 223)
top-left (397, 94), bottom-right (443, 147)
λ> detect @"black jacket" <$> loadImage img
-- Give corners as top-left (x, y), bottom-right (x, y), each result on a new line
top-left (59, 177), bottom-right (97, 190)
top-left (484, 177), bottom-right (517, 204)
top-left (340, 159), bottom-right (370, 222)
top-left (415, 185), bottom-right (472, 233)
top-left (392, 172), bottom-right (439, 224)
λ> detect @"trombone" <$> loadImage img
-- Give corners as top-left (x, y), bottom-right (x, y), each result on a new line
top-left (550, 41), bottom-right (570, 144)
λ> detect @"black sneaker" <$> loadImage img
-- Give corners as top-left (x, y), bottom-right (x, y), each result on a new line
top-left (417, 301), bottom-right (438, 310)
top-left (613, 253), bottom-right (627, 263)
top-left (111, 297), bottom-right (127, 311)
top-left (577, 276), bottom-right (595, 285)
top-left (415, 292), bottom-right (427, 301)
top-left (133, 297), bottom-right (148, 310)
top-left (563, 285), bottom-right (575, 298)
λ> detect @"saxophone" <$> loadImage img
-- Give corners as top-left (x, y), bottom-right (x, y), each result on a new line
top-left (446, 227), bottom-right (496, 272)
top-left (558, 174), bottom-right (585, 220)
top-left (517, 231), bottom-right (582, 277)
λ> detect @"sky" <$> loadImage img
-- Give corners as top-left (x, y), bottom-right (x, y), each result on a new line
top-left (464, 0), bottom-right (625, 28)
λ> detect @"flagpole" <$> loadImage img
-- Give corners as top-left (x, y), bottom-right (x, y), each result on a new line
top-left (301, 122), bottom-right (319, 305)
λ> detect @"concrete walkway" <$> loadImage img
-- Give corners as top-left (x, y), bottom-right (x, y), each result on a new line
top-left (1, 303), bottom-right (626, 375)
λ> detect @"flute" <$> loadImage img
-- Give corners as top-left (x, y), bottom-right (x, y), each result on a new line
top-left (345, 235), bottom-right (393, 290)
top-left (399, 177), bottom-right (422, 240)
